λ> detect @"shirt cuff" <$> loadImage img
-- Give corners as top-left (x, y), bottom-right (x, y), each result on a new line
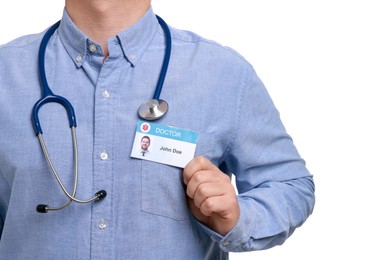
top-left (194, 201), bottom-right (254, 252)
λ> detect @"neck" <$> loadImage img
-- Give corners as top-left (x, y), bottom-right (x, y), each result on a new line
top-left (65, 0), bottom-right (151, 58)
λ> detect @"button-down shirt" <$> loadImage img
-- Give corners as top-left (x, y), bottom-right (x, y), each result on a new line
top-left (0, 7), bottom-right (315, 260)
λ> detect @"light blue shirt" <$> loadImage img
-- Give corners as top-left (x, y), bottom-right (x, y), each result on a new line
top-left (0, 7), bottom-right (315, 260)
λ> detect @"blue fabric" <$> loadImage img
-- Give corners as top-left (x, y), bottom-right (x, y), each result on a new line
top-left (0, 7), bottom-right (315, 260)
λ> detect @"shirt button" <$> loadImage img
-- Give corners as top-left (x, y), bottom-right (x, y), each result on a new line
top-left (222, 241), bottom-right (230, 247)
top-left (89, 44), bottom-right (97, 53)
top-left (100, 152), bottom-right (109, 160)
top-left (98, 219), bottom-right (107, 230)
top-left (102, 90), bottom-right (110, 99)
top-left (129, 53), bottom-right (137, 61)
top-left (75, 54), bottom-right (83, 62)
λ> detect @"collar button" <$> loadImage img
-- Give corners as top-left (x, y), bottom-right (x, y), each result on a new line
top-left (89, 44), bottom-right (97, 53)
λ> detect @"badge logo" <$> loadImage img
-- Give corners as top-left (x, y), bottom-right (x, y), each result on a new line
top-left (140, 122), bottom-right (151, 133)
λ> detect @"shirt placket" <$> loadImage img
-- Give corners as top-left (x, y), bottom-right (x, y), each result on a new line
top-left (90, 43), bottom-right (121, 259)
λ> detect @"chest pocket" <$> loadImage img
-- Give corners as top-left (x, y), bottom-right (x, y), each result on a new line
top-left (141, 134), bottom-right (215, 221)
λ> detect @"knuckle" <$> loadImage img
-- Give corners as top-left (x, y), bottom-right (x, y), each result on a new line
top-left (194, 197), bottom-right (202, 208)
top-left (196, 156), bottom-right (207, 165)
top-left (202, 198), bottom-right (214, 211)
top-left (193, 171), bottom-right (205, 183)
top-left (197, 184), bottom-right (208, 197)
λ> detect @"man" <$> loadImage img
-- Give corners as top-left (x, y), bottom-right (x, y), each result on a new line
top-left (140, 136), bottom-right (151, 156)
top-left (0, 0), bottom-right (315, 259)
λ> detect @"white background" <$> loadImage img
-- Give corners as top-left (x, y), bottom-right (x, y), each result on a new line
top-left (1, 1), bottom-right (389, 259)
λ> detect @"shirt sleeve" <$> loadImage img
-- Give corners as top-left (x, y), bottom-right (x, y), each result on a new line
top-left (199, 64), bottom-right (315, 252)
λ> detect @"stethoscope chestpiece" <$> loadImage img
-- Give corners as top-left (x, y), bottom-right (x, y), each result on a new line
top-left (138, 99), bottom-right (169, 121)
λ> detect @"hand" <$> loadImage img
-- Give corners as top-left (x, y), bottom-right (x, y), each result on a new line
top-left (183, 156), bottom-right (240, 236)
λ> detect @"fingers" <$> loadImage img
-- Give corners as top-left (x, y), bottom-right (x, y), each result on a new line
top-left (183, 156), bottom-right (234, 213)
top-left (195, 184), bottom-right (237, 217)
top-left (183, 156), bottom-right (240, 235)
top-left (184, 156), bottom-right (230, 199)
top-left (185, 169), bottom-right (224, 199)
top-left (198, 195), bottom-right (234, 217)
top-left (183, 156), bottom-right (219, 185)
top-left (191, 181), bottom-right (226, 208)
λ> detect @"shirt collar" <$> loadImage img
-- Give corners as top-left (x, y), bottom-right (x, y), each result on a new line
top-left (58, 7), bottom-right (159, 67)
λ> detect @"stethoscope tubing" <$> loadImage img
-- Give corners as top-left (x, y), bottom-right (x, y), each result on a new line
top-left (32, 21), bottom-right (76, 136)
top-left (153, 16), bottom-right (171, 100)
top-left (32, 15), bottom-right (171, 213)
top-left (36, 126), bottom-right (106, 213)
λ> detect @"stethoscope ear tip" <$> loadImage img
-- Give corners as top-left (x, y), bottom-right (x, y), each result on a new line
top-left (36, 204), bottom-right (48, 213)
top-left (95, 190), bottom-right (107, 201)
top-left (138, 99), bottom-right (169, 121)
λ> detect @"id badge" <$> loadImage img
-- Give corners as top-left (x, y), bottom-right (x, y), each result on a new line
top-left (130, 121), bottom-right (199, 168)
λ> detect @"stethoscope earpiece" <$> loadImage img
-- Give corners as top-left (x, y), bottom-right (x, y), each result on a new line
top-left (138, 99), bottom-right (168, 121)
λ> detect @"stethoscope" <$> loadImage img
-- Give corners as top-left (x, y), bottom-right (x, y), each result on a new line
top-left (32, 15), bottom-right (171, 213)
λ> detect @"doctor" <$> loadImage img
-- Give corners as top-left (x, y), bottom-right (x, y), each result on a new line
top-left (140, 136), bottom-right (151, 156)
top-left (0, 0), bottom-right (315, 259)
